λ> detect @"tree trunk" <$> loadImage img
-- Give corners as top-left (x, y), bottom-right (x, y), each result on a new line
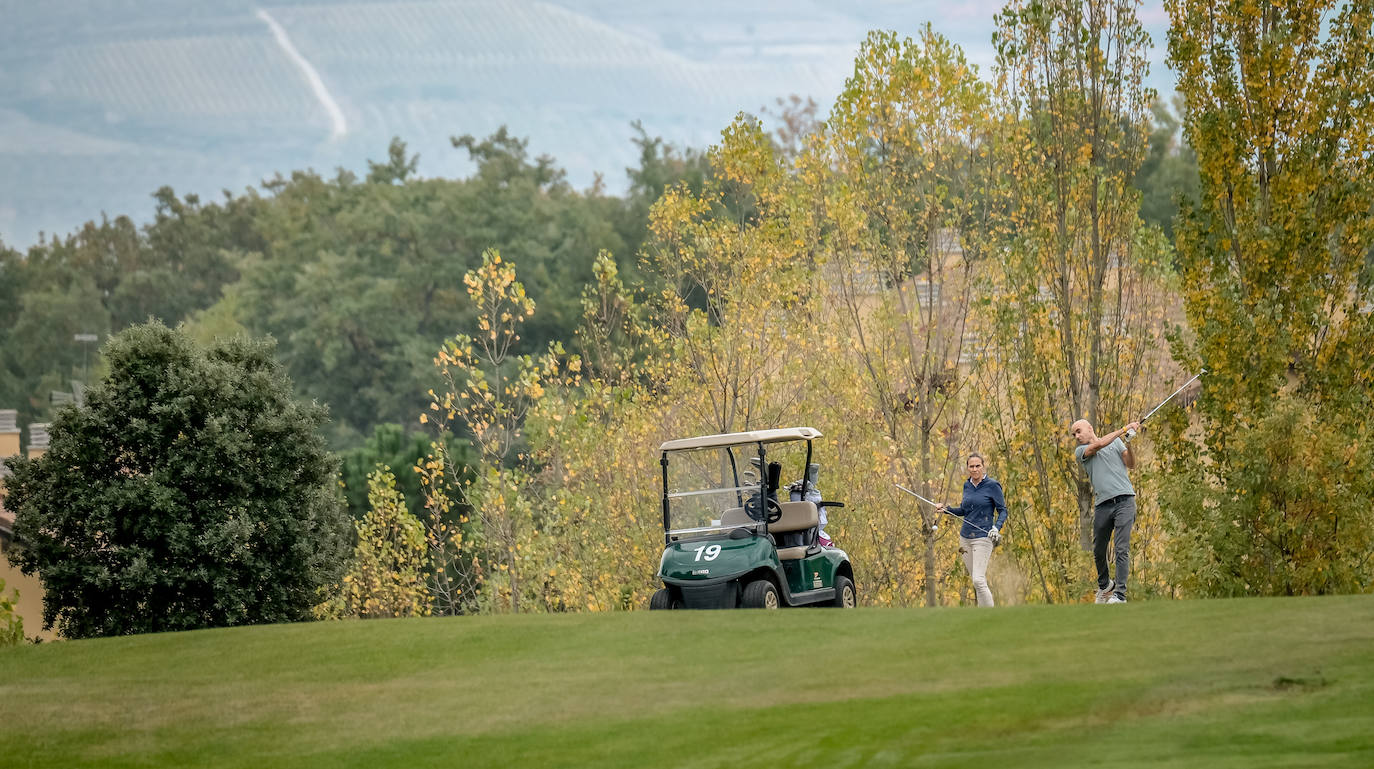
top-left (920, 421), bottom-right (938, 606)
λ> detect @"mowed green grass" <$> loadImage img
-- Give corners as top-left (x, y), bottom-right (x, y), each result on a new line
top-left (2, 596), bottom-right (1372, 768)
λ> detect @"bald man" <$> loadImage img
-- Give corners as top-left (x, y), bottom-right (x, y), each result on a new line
top-left (1071, 419), bottom-right (1141, 604)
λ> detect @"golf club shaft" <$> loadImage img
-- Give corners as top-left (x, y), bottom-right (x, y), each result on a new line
top-left (1140, 370), bottom-right (1205, 424)
top-left (894, 483), bottom-right (938, 507)
top-left (894, 483), bottom-right (993, 536)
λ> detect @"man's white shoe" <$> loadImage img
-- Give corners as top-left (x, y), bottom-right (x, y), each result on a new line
top-left (1095, 580), bottom-right (1116, 604)
top-left (1106, 593), bottom-right (1127, 604)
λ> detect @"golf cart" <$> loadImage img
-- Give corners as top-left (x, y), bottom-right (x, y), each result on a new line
top-left (649, 427), bottom-right (856, 610)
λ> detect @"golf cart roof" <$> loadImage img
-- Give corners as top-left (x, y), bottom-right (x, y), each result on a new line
top-left (659, 427), bottom-right (822, 452)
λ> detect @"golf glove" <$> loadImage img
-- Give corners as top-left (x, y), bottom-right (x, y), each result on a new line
top-left (988, 526), bottom-right (1001, 546)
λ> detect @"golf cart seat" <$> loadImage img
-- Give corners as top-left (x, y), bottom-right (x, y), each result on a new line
top-left (718, 502), bottom-right (820, 559)
top-left (720, 506), bottom-right (754, 527)
top-left (770, 501), bottom-right (820, 560)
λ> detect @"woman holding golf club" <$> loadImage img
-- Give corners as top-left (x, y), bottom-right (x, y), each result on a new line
top-left (935, 453), bottom-right (1008, 607)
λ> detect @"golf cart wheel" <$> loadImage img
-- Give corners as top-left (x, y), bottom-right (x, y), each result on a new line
top-left (742, 579), bottom-right (780, 609)
top-left (833, 575), bottom-right (856, 608)
top-left (649, 588), bottom-right (681, 610)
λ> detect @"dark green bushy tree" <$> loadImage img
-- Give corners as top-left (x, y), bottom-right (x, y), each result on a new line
top-left (3, 322), bottom-right (351, 638)
top-left (0, 200), bottom-right (258, 433)
top-left (4, 127), bottom-right (706, 449)
top-left (338, 423), bottom-right (476, 523)
top-left (340, 424), bottom-right (431, 520)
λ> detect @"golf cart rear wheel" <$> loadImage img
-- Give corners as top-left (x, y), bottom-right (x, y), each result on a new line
top-left (649, 588), bottom-right (681, 610)
top-left (833, 575), bottom-right (856, 608)
top-left (742, 579), bottom-right (780, 609)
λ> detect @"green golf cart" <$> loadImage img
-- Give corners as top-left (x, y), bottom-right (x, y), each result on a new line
top-left (649, 427), bottom-right (856, 610)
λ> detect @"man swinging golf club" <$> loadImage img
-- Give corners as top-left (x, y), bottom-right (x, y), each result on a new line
top-left (1070, 418), bottom-right (1141, 604)
top-left (1073, 370), bottom-right (1205, 604)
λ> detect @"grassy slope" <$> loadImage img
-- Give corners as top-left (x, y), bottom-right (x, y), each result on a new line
top-left (2, 596), bottom-right (1372, 768)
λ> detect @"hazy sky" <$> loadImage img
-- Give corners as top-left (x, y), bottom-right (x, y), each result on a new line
top-left (871, 0), bottom-right (1173, 94)
top-left (0, 0), bottom-right (1178, 247)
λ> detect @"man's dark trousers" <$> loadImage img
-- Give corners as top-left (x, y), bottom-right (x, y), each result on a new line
top-left (1094, 494), bottom-right (1136, 596)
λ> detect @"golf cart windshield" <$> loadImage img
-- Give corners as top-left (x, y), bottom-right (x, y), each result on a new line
top-left (663, 439), bottom-right (812, 536)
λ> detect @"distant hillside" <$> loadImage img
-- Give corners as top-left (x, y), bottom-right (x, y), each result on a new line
top-left (1, 596), bottom-right (1371, 767)
top-left (0, 0), bottom-right (860, 247)
top-left (0, 0), bottom-right (1173, 248)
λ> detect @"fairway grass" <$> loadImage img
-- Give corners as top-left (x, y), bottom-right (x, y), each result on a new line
top-left (2, 596), bottom-right (1371, 768)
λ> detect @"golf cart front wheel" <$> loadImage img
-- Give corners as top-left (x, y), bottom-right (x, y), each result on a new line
top-left (742, 579), bottom-right (780, 609)
top-left (833, 575), bottom-right (856, 608)
top-left (650, 588), bottom-right (682, 610)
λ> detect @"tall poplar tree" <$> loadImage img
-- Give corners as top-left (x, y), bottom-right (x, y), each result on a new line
top-left (813, 27), bottom-right (990, 607)
top-left (1161, 0), bottom-right (1374, 595)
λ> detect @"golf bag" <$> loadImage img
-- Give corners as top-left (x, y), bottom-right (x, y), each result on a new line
top-left (788, 463), bottom-right (832, 547)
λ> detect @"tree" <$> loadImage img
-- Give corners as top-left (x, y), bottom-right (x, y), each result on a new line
top-left (642, 114), bottom-right (813, 434)
top-left (366, 137), bottom-right (420, 185)
top-left (812, 26), bottom-right (990, 607)
top-left (1134, 97), bottom-right (1199, 243)
top-left (1159, 395), bottom-right (1374, 595)
top-left (0, 196), bottom-right (259, 433)
top-left (1159, 0), bottom-right (1374, 595)
top-left (423, 250), bottom-right (575, 613)
top-left (232, 165), bottom-right (448, 446)
top-left (222, 133), bottom-right (635, 445)
top-left (624, 122), bottom-right (711, 235)
top-left (338, 423), bottom-right (473, 523)
top-left (978, 0), bottom-right (1176, 603)
top-left (0, 263), bottom-right (107, 421)
top-left (319, 467), bottom-right (430, 619)
top-left (520, 253), bottom-right (672, 613)
top-left (4, 322), bottom-right (351, 638)
top-left (0, 227), bottom-right (118, 431)
top-left (0, 578), bottom-right (23, 646)
top-left (4, 127), bottom-right (687, 452)
top-left (759, 94), bottom-right (822, 161)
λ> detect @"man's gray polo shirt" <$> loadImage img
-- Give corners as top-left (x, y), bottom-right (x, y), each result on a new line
top-left (1075, 437), bottom-right (1135, 506)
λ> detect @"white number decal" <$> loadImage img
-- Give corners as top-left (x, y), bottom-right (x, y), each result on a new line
top-left (693, 545), bottom-right (722, 561)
